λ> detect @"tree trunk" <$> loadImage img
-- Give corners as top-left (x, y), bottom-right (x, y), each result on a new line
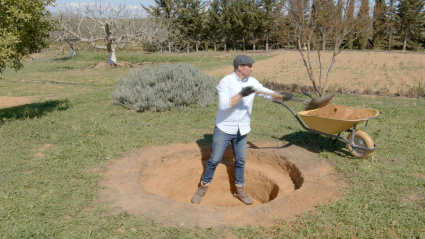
top-left (187, 36), bottom-right (190, 53)
top-left (252, 33), bottom-right (256, 51)
top-left (347, 33), bottom-right (353, 49)
top-left (232, 33), bottom-right (236, 51)
top-left (403, 26), bottom-right (409, 51)
top-left (265, 34), bottom-right (268, 51)
top-left (196, 32), bottom-right (199, 52)
top-left (373, 35), bottom-right (381, 50)
top-left (105, 23), bottom-right (116, 64)
top-left (107, 42), bottom-right (116, 64)
top-left (70, 43), bottom-right (77, 57)
top-left (168, 40), bottom-right (171, 53)
top-left (108, 51), bottom-right (116, 65)
top-left (214, 34), bottom-right (217, 51)
top-left (59, 40), bottom-right (63, 54)
top-left (242, 33), bottom-right (245, 51)
top-left (71, 47), bottom-right (76, 57)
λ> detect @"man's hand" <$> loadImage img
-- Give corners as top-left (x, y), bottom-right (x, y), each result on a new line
top-left (279, 92), bottom-right (293, 101)
top-left (240, 86), bottom-right (255, 97)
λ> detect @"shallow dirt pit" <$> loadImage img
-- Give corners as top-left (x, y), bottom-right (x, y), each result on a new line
top-left (141, 146), bottom-right (302, 207)
top-left (99, 142), bottom-right (346, 228)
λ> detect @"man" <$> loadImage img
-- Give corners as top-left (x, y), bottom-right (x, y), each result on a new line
top-left (191, 55), bottom-right (292, 205)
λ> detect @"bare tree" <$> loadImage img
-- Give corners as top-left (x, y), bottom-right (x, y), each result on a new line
top-left (49, 24), bottom-right (79, 57)
top-left (280, 0), bottom-right (373, 96)
top-left (57, 0), bottom-right (168, 64)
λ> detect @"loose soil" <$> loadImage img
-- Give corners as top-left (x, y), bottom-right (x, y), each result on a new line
top-left (98, 142), bottom-right (346, 228)
top-left (205, 51), bottom-right (425, 95)
top-left (0, 96), bottom-right (33, 109)
top-left (306, 104), bottom-right (376, 120)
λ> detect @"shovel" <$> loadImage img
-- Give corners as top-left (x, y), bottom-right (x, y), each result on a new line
top-left (255, 90), bottom-right (334, 111)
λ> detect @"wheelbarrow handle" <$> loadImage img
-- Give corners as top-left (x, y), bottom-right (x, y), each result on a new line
top-left (302, 91), bottom-right (315, 99)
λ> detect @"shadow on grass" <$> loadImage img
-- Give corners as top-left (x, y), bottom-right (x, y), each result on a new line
top-left (276, 131), bottom-right (352, 157)
top-left (0, 99), bottom-right (71, 124)
top-left (52, 56), bottom-right (73, 61)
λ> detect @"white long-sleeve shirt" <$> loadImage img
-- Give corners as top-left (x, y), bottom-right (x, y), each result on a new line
top-left (215, 72), bottom-right (275, 135)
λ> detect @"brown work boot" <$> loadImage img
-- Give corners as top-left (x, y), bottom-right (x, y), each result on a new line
top-left (234, 184), bottom-right (253, 205)
top-left (191, 181), bottom-right (209, 204)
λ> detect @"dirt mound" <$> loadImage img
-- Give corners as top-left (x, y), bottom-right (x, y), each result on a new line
top-left (98, 142), bottom-right (346, 228)
top-left (306, 104), bottom-right (376, 120)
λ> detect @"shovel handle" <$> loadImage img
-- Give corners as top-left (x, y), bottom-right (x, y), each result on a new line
top-left (255, 90), bottom-right (284, 99)
top-left (255, 90), bottom-right (309, 104)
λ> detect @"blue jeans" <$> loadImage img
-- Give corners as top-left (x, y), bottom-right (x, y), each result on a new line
top-left (201, 125), bottom-right (248, 185)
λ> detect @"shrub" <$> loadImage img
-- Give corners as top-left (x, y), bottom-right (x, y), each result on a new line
top-left (363, 86), bottom-right (375, 95)
top-left (326, 83), bottom-right (339, 94)
top-left (406, 80), bottom-right (425, 97)
top-left (377, 87), bottom-right (390, 96)
top-left (112, 63), bottom-right (218, 112)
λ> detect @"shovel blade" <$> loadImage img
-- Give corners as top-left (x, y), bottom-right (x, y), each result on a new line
top-left (305, 94), bottom-right (335, 111)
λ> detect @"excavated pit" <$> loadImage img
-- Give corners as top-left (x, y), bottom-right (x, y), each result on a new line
top-left (140, 146), bottom-right (304, 207)
top-left (98, 142), bottom-right (345, 228)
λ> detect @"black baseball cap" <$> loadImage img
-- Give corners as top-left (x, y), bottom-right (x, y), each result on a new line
top-left (233, 55), bottom-right (255, 67)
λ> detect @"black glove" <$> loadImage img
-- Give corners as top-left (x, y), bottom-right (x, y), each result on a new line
top-left (279, 92), bottom-right (293, 101)
top-left (240, 86), bottom-right (255, 97)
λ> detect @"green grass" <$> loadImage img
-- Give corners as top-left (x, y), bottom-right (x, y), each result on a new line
top-left (0, 51), bottom-right (274, 97)
top-left (2, 50), bottom-right (273, 76)
top-left (1, 51), bottom-right (424, 238)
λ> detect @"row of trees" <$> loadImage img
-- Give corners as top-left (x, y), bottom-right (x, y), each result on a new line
top-left (373, 0), bottom-right (425, 51)
top-left (143, 0), bottom-right (283, 52)
top-left (51, 0), bottom-right (425, 60)
top-left (142, 0), bottom-right (425, 52)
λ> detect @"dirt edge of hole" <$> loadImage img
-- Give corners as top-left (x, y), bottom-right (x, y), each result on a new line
top-left (98, 142), bottom-right (347, 228)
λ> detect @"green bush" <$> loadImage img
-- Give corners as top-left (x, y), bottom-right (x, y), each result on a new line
top-left (112, 63), bottom-right (218, 112)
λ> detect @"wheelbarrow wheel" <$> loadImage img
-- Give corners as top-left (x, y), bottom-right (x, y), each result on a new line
top-left (346, 130), bottom-right (374, 159)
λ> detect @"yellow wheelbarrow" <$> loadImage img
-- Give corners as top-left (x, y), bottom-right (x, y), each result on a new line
top-left (274, 92), bottom-right (379, 159)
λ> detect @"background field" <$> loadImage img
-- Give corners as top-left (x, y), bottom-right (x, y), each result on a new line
top-left (1, 50), bottom-right (424, 238)
top-left (206, 51), bottom-right (425, 96)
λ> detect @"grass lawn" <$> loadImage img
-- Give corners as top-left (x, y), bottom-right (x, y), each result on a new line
top-left (1, 50), bottom-right (424, 238)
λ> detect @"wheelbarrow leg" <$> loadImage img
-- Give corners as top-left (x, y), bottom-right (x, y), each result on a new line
top-left (314, 133), bottom-right (340, 150)
top-left (351, 124), bottom-right (357, 142)
top-left (313, 133), bottom-right (319, 150)
top-left (333, 133), bottom-right (341, 144)
top-left (318, 136), bottom-right (328, 149)
top-left (313, 133), bottom-right (327, 150)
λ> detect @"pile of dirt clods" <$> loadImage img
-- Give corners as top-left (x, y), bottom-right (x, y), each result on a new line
top-left (306, 104), bottom-right (375, 120)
